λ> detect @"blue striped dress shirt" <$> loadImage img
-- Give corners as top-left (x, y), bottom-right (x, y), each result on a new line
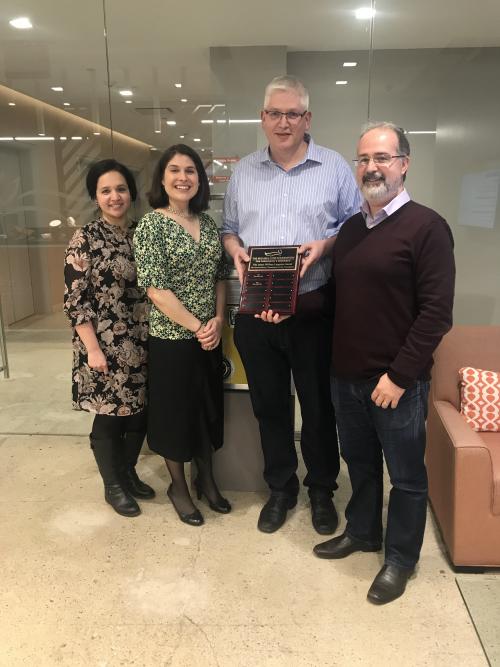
top-left (221, 135), bottom-right (362, 294)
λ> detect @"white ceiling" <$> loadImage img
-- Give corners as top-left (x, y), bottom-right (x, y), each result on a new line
top-left (1, 0), bottom-right (499, 147)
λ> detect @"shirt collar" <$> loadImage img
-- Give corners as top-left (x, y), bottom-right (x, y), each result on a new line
top-left (260, 133), bottom-right (321, 165)
top-left (361, 188), bottom-right (411, 228)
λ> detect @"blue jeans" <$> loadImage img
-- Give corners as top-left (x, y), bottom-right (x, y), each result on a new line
top-left (331, 377), bottom-right (429, 569)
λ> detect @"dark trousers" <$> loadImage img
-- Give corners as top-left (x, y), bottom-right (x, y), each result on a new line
top-left (234, 310), bottom-right (339, 497)
top-left (331, 377), bottom-right (429, 569)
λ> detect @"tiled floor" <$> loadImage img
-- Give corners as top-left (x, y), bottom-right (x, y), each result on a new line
top-left (0, 317), bottom-right (493, 665)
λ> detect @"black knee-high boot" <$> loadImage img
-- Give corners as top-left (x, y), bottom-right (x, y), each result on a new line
top-left (90, 436), bottom-right (141, 517)
top-left (121, 432), bottom-right (155, 499)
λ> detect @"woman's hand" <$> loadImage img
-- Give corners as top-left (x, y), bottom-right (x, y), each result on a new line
top-left (196, 316), bottom-right (223, 351)
top-left (87, 347), bottom-right (108, 373)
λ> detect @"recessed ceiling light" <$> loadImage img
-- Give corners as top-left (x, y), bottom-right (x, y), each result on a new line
top-left (201, 120), bottom-right (214, 124)
top-left (216, 120), bottom-right (227, 124)
top-left (343, 62), bottom-right (358, 67)
top-left (71, 136), bottom-right (83, 140)
top-left (51, 86), bottom-right (64, 92)
top-left (355, 7), bottom-right (376, 19)
top-left (154, 130), bottom-right (161, 133)
top-left (180, 98), bottom-right (188, 103)
top-left (119, 89), bottom-right (133, 97)
top-left (38, 133), bottom-right (45, 137)
top-left (193, 138), bottom-right (201, 142)
top-left (174, 83), bottom-right (182, 88)
top-left (8, 102), bottom-right (16, 106)
top-left (63, 102), bottom-right (71, 106)
top-left (93, 132), bottom-right (101, 136)
top-left (179, 135), bottom-right (185, 139)
top-left (166, 120), bottom-right (176, 126)
top-left (9, 17), bottom-right (32, 29)
top-left (125, 100), bottom-right (133, 104)
top-left (60, 136), bottom-right (67, 141)
top-left (336, 81), bottom-right (348, 85)
top-left (49, 219), bottom-right (62, 228)
top-left (15, 136), bottom-right (55, 141)
top-left (228, 119), bottom-right (260, 124)
top-left (150, 147), bottom-right (158, 151)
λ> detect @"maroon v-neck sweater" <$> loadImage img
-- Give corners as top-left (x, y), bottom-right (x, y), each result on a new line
top-left (331, 200), bottom-right (455, 388)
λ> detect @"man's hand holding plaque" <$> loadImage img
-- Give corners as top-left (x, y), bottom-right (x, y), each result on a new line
top-left (238, 246), bottom-right (301, 318)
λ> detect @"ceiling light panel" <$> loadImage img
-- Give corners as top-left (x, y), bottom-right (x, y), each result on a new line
top-left (9, 17), bottom-right (33, 29)
top-left (355, 7), bottom-right (376, 20)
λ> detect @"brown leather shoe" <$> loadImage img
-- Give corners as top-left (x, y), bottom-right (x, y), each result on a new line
top-left (313, 531), bottom-right (381, 559)
top-left (367, 564), bottom-right (414, 605)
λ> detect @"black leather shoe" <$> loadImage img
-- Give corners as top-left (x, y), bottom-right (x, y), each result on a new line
top-left (122, 467), bottom-right (156, 499)
top-left (313, 531), bottom-right (381, 559)
top-left (367, 564), bottom-right (414, 605)
top-left (167, 485), bottom-right (204, 527)
top-left (310, 492), bottom-right (338, 535)
top-left (257, 493), bottom-right (297, 533)
top-left (104, 484), bottom-right (141, 517)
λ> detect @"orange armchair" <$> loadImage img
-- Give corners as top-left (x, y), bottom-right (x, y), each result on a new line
top-left (426, 326), bottom-right (500, 568)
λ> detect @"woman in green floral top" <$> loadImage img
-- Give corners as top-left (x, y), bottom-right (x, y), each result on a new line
top-left (134, 144), bottom-right (230, 526)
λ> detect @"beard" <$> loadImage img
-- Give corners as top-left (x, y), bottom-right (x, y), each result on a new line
top-left (361, 171), bottom-right (401, 204)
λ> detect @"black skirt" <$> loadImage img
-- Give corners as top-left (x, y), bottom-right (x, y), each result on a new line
top-left (147, 335), bottom-right (224, 462)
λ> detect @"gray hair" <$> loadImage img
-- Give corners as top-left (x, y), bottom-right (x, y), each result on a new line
top-left (263, 75), bottom-right (309, 111)
top-left (360, 121), bottom-right (410, 157)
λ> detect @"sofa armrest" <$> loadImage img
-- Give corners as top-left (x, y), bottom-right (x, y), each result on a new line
top-left (434, 400), bottom-right (486, 448)
top-left (434, 400), bottom-right (500, 515)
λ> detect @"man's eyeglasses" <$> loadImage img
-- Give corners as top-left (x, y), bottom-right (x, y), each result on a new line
top-left (353, 154), bottom-right (406, 167)
top-left (263, 110), bottom-right (308, 122)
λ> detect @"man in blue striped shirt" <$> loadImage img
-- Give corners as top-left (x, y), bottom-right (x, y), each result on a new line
top-left (222, 75), bottom-right (361, 534)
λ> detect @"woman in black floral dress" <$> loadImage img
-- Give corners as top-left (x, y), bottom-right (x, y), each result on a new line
top-left (134, 144), bottom-right (230, 526)
top-left (64, 159), bottom-right (153, 517)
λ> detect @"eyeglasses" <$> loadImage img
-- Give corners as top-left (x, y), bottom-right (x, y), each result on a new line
top-left (263, 109), bottom-right (308, 122)
top-left (353, 154), bottom-right (406, 167)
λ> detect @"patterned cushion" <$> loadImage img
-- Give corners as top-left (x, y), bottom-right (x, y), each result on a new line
top-left (459, 366), bottom-right (500, 432)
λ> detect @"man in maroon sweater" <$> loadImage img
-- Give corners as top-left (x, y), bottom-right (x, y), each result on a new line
top-left (313, 122), bottom-right (455, 605)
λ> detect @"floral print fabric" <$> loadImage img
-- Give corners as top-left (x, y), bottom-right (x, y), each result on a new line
top-left (63, 219), bottom-right (149, 415)
top-left (134, 211), bottom-right (229, 340)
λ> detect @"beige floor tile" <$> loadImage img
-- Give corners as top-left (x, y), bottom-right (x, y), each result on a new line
top-left (1, 432), bottom-right (490, 666)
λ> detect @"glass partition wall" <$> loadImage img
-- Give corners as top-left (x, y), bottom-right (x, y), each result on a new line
top-left (0, 0), bottom-right (499, 431)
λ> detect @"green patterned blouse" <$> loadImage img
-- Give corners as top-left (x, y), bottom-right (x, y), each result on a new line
top-left (134, 210), bottom-right (229, 340)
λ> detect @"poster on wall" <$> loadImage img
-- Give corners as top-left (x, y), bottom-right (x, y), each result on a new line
top-left (457, 170), bottom-right (500, 229)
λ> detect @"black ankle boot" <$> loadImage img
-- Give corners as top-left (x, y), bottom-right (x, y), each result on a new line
top-left (122, 432), bottom-right (155, 499)
top-left (90, 436), bottom-right (141, 517)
